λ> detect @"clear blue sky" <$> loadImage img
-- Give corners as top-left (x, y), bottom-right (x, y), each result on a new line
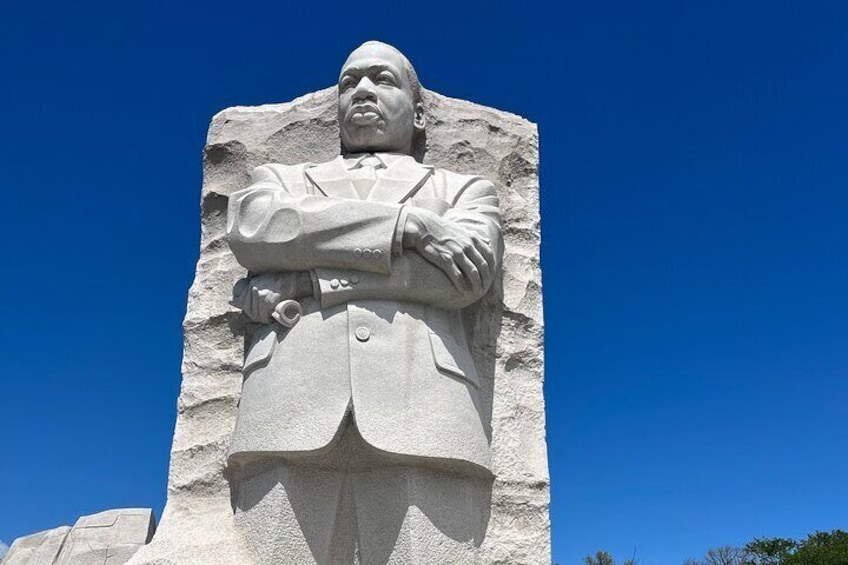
top-left (1, 1), bottom-right (846, 564)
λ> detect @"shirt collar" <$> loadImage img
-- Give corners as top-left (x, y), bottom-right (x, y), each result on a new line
top-left (344, 152), bottom-right (409, 169)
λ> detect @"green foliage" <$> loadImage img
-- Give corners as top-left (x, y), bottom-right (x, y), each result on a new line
top-left (584, 530), bottom-right (848, 565)
top-left (744, 537), bottom-right (797, 565)
top-left (686, 530), bottom-right (848, 565)
top-left (784, 530), bottom-right (848, 565)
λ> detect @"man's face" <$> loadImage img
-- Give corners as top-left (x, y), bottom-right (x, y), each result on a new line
top-left (338, 43), bottom-right (422, 155)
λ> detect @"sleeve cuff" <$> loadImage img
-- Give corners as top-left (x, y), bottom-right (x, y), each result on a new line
top-left (309, 270), bottom-right (321, 301)
top-left (392, 205), bottom-right (409, 257)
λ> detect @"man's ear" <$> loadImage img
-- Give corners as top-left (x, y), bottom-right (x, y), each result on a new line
top-left (413, 103), bottom-right (426, 131)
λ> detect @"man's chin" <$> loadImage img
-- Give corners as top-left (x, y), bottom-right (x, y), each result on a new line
top-left (342, 130), bottom-right (391, 153)
top-left (344, 119), bottom-right (383, 134)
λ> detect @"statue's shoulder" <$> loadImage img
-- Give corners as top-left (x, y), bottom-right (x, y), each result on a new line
top-left (255, 162), bottom-right (309, 178)
top-left (430, 165), bottom-right (494, 194)
top-left (251, 162), bottom-right (313, 190)
top-left (303, 156), bottom-right (341, 169)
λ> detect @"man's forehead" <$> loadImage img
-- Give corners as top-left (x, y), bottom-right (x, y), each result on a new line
top-left (341, 44), bottom-right (407, 75)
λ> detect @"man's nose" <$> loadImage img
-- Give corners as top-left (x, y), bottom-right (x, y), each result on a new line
top-left (352, 76), bottom-right (377, 101)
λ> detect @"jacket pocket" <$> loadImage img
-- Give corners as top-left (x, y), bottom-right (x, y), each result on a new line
top-left (428, 330), bottom-right (480, 388)
top-left (243, 326), bottom-right (277, 376)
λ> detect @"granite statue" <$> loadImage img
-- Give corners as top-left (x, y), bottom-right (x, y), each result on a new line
top-left (225, 41), bottom-right (504, 564)
top-left (124, 38), bottom-right (548, 565)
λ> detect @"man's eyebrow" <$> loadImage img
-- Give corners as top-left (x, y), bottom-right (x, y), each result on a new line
top-left (340, 63), bottom-right (398, 77)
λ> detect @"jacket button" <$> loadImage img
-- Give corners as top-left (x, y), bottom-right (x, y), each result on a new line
top-left (340, 278), bottom-right (350, 287)
top-left (355, 327), bottom-right (370, 342)
top-left (330, 278), bottom-right (340, 289)
top-left (354, 248), bottom-right (362, 257)
top-left (350, 275), bottom-right (360, 284)
top-left (373, 249), bottom-right (383, 259)
top-left (362, 249), bottom-right (373, 259)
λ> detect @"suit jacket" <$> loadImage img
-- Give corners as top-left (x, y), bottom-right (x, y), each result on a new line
top-left (226, 153), bottom-right (502, 475)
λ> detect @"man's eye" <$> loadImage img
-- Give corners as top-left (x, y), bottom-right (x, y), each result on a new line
top-left (377, 73), bottom-right (396, 86)
top-left (339, 77), bottom-right (355, 91)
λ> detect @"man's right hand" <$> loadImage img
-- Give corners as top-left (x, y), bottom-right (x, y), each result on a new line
top-left (402, 208), bottom-right (494, 295)
top-left (231, 272), bottom-right (313, 324)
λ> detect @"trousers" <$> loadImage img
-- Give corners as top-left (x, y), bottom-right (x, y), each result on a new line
top-left (231, 416), bottom-right (492, 565)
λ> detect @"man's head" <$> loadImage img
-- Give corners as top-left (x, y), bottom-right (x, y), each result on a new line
top-left (338, 41), bottom-right (425, 156)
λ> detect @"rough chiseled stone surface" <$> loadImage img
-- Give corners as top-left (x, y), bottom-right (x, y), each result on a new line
top-left (128, 87), bottom-right (548, 565)
top-left (3, 509), bottom-right (154, 565)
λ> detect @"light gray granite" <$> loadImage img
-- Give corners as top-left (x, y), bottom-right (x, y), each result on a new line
top-left (3, 509), bottom-right (154, 565)
top-left (2, 526), bottom-right (70, 565)
top-left (55, 509), bottom-right (155, 565)
top-left (129, 41), bottom-right (547, 565)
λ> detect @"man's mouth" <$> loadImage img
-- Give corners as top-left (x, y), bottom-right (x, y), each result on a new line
top-left (349, 103), bottom-right (382, 124)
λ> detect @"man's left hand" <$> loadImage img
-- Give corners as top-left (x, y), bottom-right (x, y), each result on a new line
top-left (402, 208), bottom-right (494, 295)
top-left (231, 272), bottom-right (313, 324)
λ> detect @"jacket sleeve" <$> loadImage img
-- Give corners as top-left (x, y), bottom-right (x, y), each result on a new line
top-left (314, 178), bottom-right (503, 310)
top-left (227, 165), bottom-right (405, 274)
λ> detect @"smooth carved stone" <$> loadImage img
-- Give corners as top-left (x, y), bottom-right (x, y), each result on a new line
top-left (2, 526), bottom-right (70, 565)
top-left (128, 82), bottom-right (547, 565)
top-left (54, 509), bottom-right (155, 565)
top-left (3, 509), bottom-right (154, 565)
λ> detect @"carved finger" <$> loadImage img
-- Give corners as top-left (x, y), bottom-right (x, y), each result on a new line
top-left (475, 238), bottom-right (495, 269)
top-left (257, 288), bottom-right (273, 302)
top-left (420, 243), bottom-right (466, 292)
top-left (250, 288), bottom-right (264, 318)
top-left (243, 293), bottom-right (260, 322)
top-left (246, 286), bottom-right (260, 319)
top-left (456, 252), bottom-right (483, 295)
top-left (446, 261), bottom-right (466, 292)
top-left (419, 243), bottom-right (443, 268)
top-left (438, 250), bottom-right (466, 292)
top-left (465, 244), bottom-right (490, 292)
top-left (248, 287), bottom-right (272, 323)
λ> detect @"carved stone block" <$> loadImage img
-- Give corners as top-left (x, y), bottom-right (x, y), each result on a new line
top-left (3, 509), bottom-right (154, 565)
top-left (2, 526), bottom-right (70, 565)
top-left (128, 85), bottom-right (547, 565)
top-left (55, 509), bottom-right (155, 565)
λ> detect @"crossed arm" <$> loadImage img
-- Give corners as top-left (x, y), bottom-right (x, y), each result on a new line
top-left (227, 164), bottom-right (502, 318)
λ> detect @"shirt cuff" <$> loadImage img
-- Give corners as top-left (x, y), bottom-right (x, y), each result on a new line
top-left (392, 205), bottom-right (409, 256)
top-left (309, 270), bottom-right (321, 301)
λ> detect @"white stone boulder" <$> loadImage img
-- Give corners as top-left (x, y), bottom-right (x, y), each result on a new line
top-left (2, 509), bottom-right (155, 565)
top-left (2, 526), bottom-right (70, 565)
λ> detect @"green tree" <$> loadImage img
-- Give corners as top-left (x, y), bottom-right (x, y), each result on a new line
top-left (743, 537), bottom-right (797, 565)
top-left (785, 530), bottom-right (848, 565)
top-left (690, 530), bottom-right (848, 565)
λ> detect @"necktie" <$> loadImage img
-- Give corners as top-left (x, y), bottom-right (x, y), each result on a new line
top-left (349, 155), bottom-right (384, 199)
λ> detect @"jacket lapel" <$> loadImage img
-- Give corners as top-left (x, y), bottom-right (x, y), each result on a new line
top-left (304, 156), bottom-right (359, 200)
top-left (367, 156), bottom-right (434, 203)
